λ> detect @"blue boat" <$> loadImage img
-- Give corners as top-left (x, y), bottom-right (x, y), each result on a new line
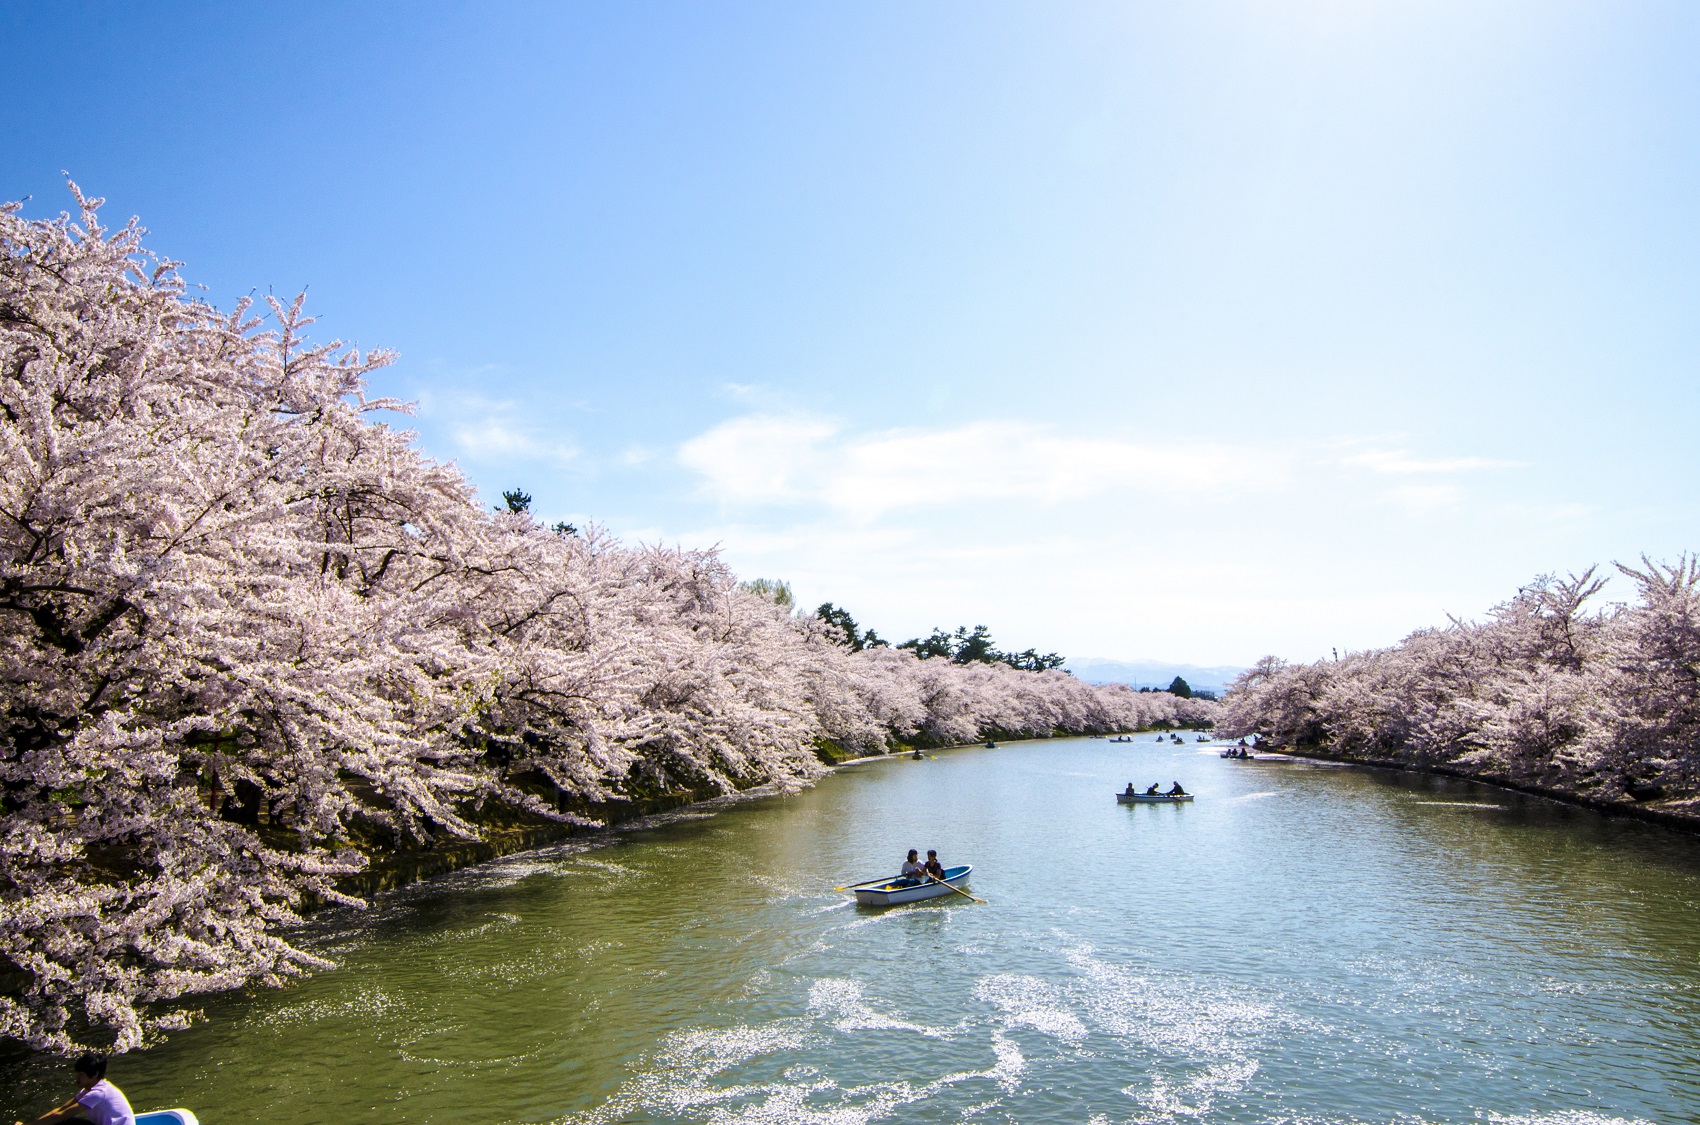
top-left (137, 1113), bottom-right (199, 1125)
top-left (851, 865), bottom-right (973, 905)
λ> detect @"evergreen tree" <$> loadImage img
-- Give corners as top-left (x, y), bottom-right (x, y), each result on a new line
top-left (739, 578), bottom-right (794, 608)
top-left (815, 602), bottom-right (865, 649)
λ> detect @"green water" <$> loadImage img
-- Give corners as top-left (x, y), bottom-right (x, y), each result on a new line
top-left (7, 738), bottom-right (1700, 1123)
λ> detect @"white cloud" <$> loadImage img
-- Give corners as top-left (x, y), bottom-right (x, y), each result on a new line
top-left (677, 414), bottom-right (1266, 519)
top-left (645, 419), bottom-right (1576, 664)
top-left (1342, 449), bottom-right (1519, 474)
top-left (437, 396), bottom-right (580, 467)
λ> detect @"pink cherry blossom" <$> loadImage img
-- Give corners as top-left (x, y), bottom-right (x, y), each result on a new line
top-left (0, 188), bottom-right (1214, 1053)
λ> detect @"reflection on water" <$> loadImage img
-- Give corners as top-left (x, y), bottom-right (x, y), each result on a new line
top-left (5, 739), bottom-right (1699, 1124)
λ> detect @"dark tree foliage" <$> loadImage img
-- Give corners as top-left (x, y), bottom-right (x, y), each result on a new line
top-left (898, 625), bottom-right (1066, 672)
top-left (501, 488), bottom-right (532, 514)
top-left (1167, 676), bottom-right (1193, 698)
top-left (552, 521), bottom-right (578, 538)
top-left (815, 602), bottom-right (883, 651)
top-left (1004, 648), bottom-right (1068, 673)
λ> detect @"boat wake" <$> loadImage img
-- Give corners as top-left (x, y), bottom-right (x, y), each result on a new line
top-left (557, 936), bottom-right (1291, 1123)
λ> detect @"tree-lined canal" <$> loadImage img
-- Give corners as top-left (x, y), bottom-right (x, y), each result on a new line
top-left (7, 737), bottom-right (1698, 1123)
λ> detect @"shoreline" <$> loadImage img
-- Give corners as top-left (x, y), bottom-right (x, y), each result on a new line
top-left (1272, 745), bottom-right (1700, 836)
top-left (349, 731), bottom-right (1170, 897)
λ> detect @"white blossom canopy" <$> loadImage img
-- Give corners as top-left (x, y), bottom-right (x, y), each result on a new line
top-left (0, 188), bottom-right (1214, 1053)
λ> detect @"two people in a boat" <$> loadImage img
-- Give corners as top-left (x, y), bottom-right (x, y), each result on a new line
top-left (1127, 782), bottom-right (1187, 796)
top-left (18, 1053), bottom-right (134, 1125)
top-left (899, 848), bottom-right (948, 884)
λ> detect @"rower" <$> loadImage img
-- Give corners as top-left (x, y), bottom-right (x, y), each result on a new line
top-left (1145, 783), bottom-right (1161, 795)
top-left (1167, 781), bottom-right (1188, 796)
top-left (924, 849), bottom-right (946, 880)
top-left (18, 1053), bottom-right (134, 1125)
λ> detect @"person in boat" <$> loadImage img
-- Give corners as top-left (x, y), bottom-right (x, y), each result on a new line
top-left (900, 849), bottom-right (926, 885)
top-left (19, 1053), bottom-right (135, 1125)
top-left (1167, 781), bottom-right (1188, 796)
top-left (1145, 783), bottom-right (1161, 795)
top-left (924, 849), bottom-right (947, 880)
top-left (1123, 782), bottom-right (1136, 796)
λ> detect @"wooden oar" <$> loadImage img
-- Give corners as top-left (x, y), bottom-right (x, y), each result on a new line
top-left (832, 875), bottom-right (894, 891)
top-left (928, 872), bottom-right (986, 904)
top-left (15, 1092), bottom-right (83, 1125)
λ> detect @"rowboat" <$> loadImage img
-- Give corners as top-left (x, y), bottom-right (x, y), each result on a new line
top-left (138, 1112), bottom-right (199, 1125)
top-left (1117, 792), bottom-right (1194, 803)
top-left (851, 865), bottom-right (973, 906)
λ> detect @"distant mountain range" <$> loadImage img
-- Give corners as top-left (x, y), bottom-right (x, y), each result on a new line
top-left (1065, 658), bottom-right (1247, 696)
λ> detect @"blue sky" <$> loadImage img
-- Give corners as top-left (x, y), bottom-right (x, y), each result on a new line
top-left (5, 2), bottom-right (1698, 665)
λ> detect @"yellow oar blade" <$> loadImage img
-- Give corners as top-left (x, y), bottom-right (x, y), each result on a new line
top-left (928, 875), bottom-right (987, 904)
top-left (833, 876), bottom-right (889, 891)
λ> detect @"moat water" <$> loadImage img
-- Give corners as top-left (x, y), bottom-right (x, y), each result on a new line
top-left (6, 737), bottom-right (1699, 1123)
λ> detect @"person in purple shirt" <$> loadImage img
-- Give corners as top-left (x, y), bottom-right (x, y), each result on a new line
top-left (16, 1054), bottom-right (135, 1125)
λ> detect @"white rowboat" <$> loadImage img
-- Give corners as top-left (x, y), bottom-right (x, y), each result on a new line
top-left (1117, 792), bottom-right (1194, 803)
top-left (852, 865), bottom-right (973, 906)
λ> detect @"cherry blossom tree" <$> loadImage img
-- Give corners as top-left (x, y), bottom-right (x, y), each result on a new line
top-left (1218, 562), bottom-right (1700, 810)
top-left (0, 187), bottom-right (1218, 1053)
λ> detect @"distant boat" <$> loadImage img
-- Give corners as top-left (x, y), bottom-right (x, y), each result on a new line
top-left (852, 865), bottom-right (974, 906)
top-left (1117, 792), bottom-right (1194, 803)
